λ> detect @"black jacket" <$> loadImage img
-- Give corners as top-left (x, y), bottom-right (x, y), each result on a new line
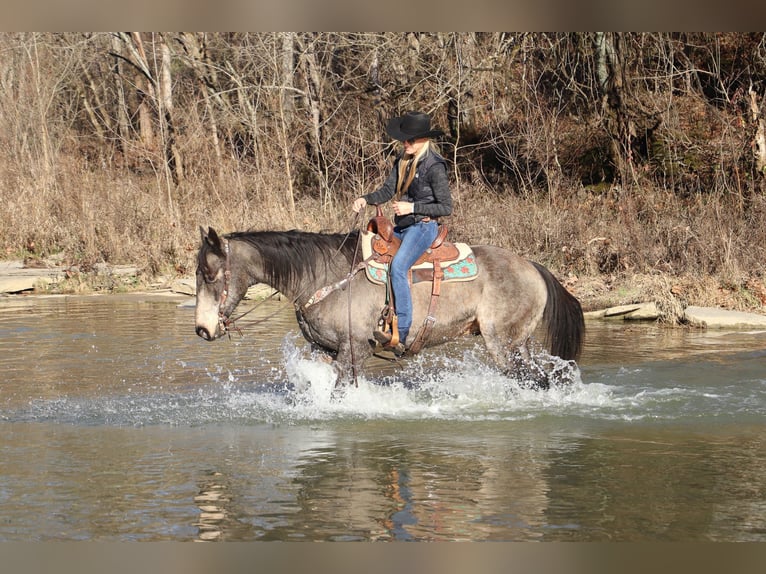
top-left (363, 149), bottom-right (452, 228)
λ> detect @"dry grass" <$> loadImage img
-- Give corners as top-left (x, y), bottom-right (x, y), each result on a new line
top-left (2, 152), bottom-right (763, 322)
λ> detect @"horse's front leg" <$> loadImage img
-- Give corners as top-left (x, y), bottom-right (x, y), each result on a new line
top-left (332, 339), bottom-right (372, 389)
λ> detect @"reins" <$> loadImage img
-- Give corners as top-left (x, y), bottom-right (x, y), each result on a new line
top-left (221, 290), bottom-right (283, 338)
top-left (346, 212), bottom-right (365, 387)
top-left (216, 237), bottom-right (281, 338)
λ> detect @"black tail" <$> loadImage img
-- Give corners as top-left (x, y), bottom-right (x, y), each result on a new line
top-left (531, 262), bottom-right (585, 361)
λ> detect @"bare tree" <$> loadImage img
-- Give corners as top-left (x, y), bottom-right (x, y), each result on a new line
top-left (175, 32), bottom-right (223, 180)
top-left (750, 84), bottom-right (766, 176)
top-left (111, 32), bottom-right (183, 191)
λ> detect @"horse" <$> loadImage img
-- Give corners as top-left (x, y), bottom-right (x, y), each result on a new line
top-left (194, 225), bottom-right (585, 389)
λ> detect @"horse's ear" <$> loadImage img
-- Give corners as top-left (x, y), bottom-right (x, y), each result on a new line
top-left (200, 226), bottom-right (223, 251)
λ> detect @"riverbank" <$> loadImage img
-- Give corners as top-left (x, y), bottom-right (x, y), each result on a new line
top-left (3, 257), bottom-right (766, 328)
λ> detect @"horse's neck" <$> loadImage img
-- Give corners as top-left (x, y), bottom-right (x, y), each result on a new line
top-left (232, 237), bottom-right (346, 304)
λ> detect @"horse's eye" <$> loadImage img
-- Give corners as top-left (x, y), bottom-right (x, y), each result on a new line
top-left (197, 266), bottom-right (219, 284)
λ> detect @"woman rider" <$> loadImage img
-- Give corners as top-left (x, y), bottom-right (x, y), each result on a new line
top-left (352, 110), bottom-right (452, 355)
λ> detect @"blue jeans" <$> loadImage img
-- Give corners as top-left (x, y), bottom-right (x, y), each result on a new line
top-left (391, 220), bottom-right (438, 345)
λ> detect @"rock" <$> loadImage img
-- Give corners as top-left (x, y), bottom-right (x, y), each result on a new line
top-left (624, 302), bottom-right (659, 320)
top-left (0, 261), bottom-right (24, 272)
top-left (588, 302), bottom-right (660, 321)
top-left (171, 278), bottom-right (196, 296)
top-left (683, 306), bottom-right (766, 329)
top-left (0, 260), bottom-right (67, 293)
top-left (92, 263), bottom-right (138, 277)
top-left (603, 303), bottom-right (643, 317)
top-left (583, 309), bottom-right (606, 319)
top-left (0, 275), bottom-right (54, 294)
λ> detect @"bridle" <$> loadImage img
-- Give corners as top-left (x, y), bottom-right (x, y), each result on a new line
top-left (213, 237), bottom-right (280, 338)
top-left (216, 238), bottom-right (234, 335)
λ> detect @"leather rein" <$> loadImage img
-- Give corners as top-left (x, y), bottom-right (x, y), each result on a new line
top-left (216, 238), bottom-right (280, 337)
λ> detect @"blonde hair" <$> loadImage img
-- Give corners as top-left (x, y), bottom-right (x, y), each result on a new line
top-left (396, 140), bottom-right (433, 199)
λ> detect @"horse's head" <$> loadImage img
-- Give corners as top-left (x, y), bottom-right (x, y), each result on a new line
top-left (195, 226), bottom-right (247, 341)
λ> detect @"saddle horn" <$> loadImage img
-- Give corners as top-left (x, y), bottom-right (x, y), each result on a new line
top-left (367, 205), bottom-right (394, 242)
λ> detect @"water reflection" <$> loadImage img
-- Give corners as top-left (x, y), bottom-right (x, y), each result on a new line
top-left (188, 422), bottom-right (564, 542)
top-left (543, 427), bottom-right (766, 541)
top-left (1, 418), bottom-right (765, 541)
top-left (207, 422), bottom-right (766, 542)
top-left (193, 471), bottom-right (226, 541)
top-left (250, 423), bottom-right (556, 541)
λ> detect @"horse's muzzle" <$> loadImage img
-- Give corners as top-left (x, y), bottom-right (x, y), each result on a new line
top-left (196, 325), bottom-right (214, 340)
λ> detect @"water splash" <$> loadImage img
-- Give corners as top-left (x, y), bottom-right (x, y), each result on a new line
top-left (253, 338), bottom-right (606, 422)
top-left (7, 337), bottom-right (765, 427)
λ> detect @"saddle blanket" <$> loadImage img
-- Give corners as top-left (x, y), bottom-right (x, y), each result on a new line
top-left (360, 230), bottom-right (479, 286)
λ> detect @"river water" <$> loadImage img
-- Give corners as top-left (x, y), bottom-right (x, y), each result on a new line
top-left (1, 293), bottom-right (765, 541)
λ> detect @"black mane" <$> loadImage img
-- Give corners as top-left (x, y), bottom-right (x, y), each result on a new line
top-left (226, 229), bottom-right (361, 294)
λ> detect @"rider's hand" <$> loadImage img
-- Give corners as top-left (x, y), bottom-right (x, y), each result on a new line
top-left (392, 201), bottom-right (413, 216)
top-left (352, 197), bottom-right (367, 213)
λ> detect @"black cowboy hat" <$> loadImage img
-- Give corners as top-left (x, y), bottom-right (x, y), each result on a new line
top-left (386, 111), bottom-right (444, 142)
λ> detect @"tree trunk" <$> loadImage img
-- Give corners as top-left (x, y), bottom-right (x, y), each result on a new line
top-left (297, 33), bottom-right (328, 209)
top-left (122, 32), bottom-right (157, 152)
top-left (159, 35), bottom-right (183, 185)
top-left (177, 32), bottom-right (223, 180)
top-left (595, 32), bottom-right (636, 185)
top-left (114, 33), bottom-right (183, 187)
top-left (79, 60), bottom-right (107, 143)
top-left (278, 33), bottom-right (297, 224)
top-left (280, 32), bottom-right (295, 121)
top-left (453, 32), bottom-right (477, 139)
top-left (749, 84), bottom-right (766, 176)
top-left (110, 33), bottom-right (131, 159)
top-left (224, 59), bottom-right (262, 171)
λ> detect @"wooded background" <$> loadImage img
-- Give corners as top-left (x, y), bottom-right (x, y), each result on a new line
top-left (1, 32), bottom-right (765, 303)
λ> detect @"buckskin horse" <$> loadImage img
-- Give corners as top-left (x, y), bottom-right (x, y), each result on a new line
top-left (194, 224), bottom-right (584, 389)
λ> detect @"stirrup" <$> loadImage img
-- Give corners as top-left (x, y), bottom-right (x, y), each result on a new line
top-left (387, 342), bottom-right (406, 357)
top-left (373, 330), bottom-right (393, 345)
top-left (373, 341), bottom-right (406, 360)
top-left (373, 324), bottom-right (399, 346)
